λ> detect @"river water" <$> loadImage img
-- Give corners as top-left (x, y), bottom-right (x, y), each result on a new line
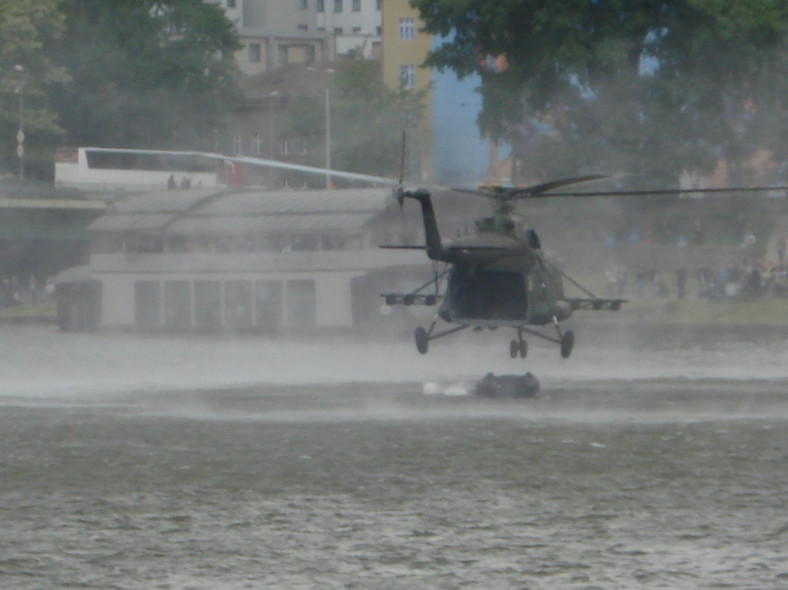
top-left (1, 323), bottom-right (787, 589)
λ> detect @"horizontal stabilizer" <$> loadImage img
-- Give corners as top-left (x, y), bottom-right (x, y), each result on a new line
top-left (379, 244), bottom-right (427, 250)
top-left (567, 298), bottom-right (627, 311)
top-left (381, 293), bottom-right (442, 306)
top-left (448, 246), bottom-right (509, 253)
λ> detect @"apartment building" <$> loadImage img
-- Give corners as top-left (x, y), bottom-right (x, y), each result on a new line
top-left (210, 0), bottom-right (381, 75)
top-left (381, 0), bottom-right (433, 180)
top-left (317, 0), bottom-right (382, 60)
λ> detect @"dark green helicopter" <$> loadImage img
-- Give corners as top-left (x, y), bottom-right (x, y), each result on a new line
top-left (162, 149), bottom-right (626, 358)
top-left (382, 177), bottom-right (626, 359)
top-left (162, 148), bottom-right (784, 359)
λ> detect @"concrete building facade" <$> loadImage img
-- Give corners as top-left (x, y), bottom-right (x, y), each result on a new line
top-left (209, 0), bottom-right (381, 76)
top-left (80, 188), bottom-right (426, 332)
top-left (380, 0), bottom-right (433, 180)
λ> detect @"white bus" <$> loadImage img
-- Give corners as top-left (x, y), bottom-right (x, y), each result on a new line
top-left (54, 147), bottom-right (232, 191)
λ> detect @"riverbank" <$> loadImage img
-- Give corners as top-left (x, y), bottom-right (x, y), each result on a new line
top-left (0, 302), bottom-right (56, 324)
top-left (592, 296), bottom-right (788, 326)
top-left (2, 296), bottom-right (787, 329)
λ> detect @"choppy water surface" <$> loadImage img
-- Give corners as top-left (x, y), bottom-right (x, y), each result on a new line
top-left (1, 324), bottom-right (788, 589)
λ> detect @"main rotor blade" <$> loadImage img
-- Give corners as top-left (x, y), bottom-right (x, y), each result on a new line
top-left (105, 148), bottom-right (400, 187)
top-left (508, 174), bottom-right (611, 197)
top-left (452, 174), bottom-right (611, 199)
top-left (530, 185), bottom-right (788, 197)
top-left (223, 154), bottom-right (399, 186)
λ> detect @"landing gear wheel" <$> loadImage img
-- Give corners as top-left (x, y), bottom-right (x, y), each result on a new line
top-left (519, 339), bottom-right (528, 358)
top-left (560, 330), bottom-right (575, 359)
top-left (509, 339), bottom-right (519, 359)
top-left (415, 326), bottom-right (429, 355)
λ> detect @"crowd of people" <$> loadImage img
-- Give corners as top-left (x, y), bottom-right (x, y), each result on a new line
top-left (1, 275), bottom-right (54, 308)
top-left (604, 227), bottom-right (788, 301)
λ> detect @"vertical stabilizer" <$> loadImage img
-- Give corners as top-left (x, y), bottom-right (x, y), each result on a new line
top-left (403, 189), bottom-right (450, 261)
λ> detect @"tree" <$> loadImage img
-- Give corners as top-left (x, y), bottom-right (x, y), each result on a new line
top-left (51, 0), bottom-right (241, 153)
top-left (412, 0), bottom-right (788, 187)
top-left (0, 0), bottom-right (68, 179)
top-left (280, 60), bottom-right (428, 184)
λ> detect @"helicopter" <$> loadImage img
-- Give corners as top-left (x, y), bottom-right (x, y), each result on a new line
top-left (380, 177), bottom-right (626, 359)
top-left (153, 148), bottom-right (786, 359)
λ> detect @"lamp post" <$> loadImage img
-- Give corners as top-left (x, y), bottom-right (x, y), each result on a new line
top-left (14, 64), bottom-right (25, 180)
top-left (325, 86), bottom-right (331, 189)
top-left (306, 66), bottom-right (334, 189)
top-left (324, 68), bottom-right (334, 189)
top-left (267, 90), bottom-right (280, 159)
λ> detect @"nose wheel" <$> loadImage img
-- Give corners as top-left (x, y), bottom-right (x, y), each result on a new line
top-left (415, 326), bottom-right (429, 354)
top-left (509, 329), bottom-right (528, 359)
top-left (505, 321), bottom-right (575, 359)
top-left (559, 330), bottom-right (574, 358)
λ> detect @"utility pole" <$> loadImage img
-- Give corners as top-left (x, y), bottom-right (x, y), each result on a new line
top-left (325, 86), bottom-right (331, 189)
top-left (15, 65), bottom-right (25, 180)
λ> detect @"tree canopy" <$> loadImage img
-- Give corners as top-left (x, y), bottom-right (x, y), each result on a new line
top-left (0, 0), bottom-right (69, 178)
top-left (51, 0), bottom-right (241, 154)
top-left (412, 0), bottom-right (788, 186)
top-left (0, 0), bottom-right (241, 180)
top-left (280, 60), bottom-right (428, 184)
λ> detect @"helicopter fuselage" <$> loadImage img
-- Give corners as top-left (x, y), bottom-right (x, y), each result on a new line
top-left (439, 256), bottom-right (573, 328)
top-left (402, 188), bottom-right (573, 328)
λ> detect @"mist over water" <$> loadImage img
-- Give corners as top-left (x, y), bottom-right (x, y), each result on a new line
top-left (2, 323), bottom-right (787, 400)
top-left (2, 322), bottom-right (788, 429)
top-left (2, 323), bottom-right (788, 589)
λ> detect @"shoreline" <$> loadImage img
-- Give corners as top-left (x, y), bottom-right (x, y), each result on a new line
top-left (2, 297), bottom-right (787, 331)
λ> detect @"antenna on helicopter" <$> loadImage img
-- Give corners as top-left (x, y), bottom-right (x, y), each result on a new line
top-left (396, 130), bottom-right (407, 208)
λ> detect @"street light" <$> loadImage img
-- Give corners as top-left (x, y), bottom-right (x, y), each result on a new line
top-left (325, 86), bottom-right (331, 188)
top-left (267, 90), bottom-right (280, 159)
top-left (306, 66), bottom-right (334, 189)
top-left (14, 64), bottom-right (25, 180)
top-left (324, 68), bottom-right (334, 189)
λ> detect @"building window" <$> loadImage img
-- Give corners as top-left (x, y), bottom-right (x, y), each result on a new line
top-left (376, 0), bottom-right (381, 10)
top-left (287, 280), bottom-right (316, 327)
top-left (249, 43), bottom-right (261, 63)
top-left (400, 64), bottom-right (416, 89)
top-left (334, 26), bottom-right (343, 34)
top-left (252, 133), bottom-right (262, 156)
top-left (399, 17), bottom-right (415, 40)
top-left (255, 281), bottom-right (283, 332)
top-left (227, 0), bottom-right (236, 8)
top-left (277, 45), bottom-right (288, 64)
top-left (316, 0), bottom-right (324, 11)
top-left (194, 281), bottom-right (221, 329)
top-left (352, 0), bottom-right (360, 11)
top-left (306, 45), bottom-right (316, 63)
top-left (352, 26), bottom-right (361, 34)
top-left (225, 281), bottom-right (253, 331)
top-left (233, 133), bottom-right (243, 155)
top-left (334, 0), bottom-right (342, 12)
top-left (135, 281), bottom-right (160, 326)
top-left (299, 0), bottom-right (308, 9)
top-left (280, 139), bottom-right (290, 155)
top-left (164, 281), bottom-right (191, 328)
top-left (298, 23), bottom-right (308, 31)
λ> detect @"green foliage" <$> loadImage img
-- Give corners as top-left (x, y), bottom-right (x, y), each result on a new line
top-left (280, 60), bottom-right (428, 183)
top-left (50, 0), bottom-right (241, 153)
top-left (412, 0), bottom-right (788, 187)
top-left (0, 0), bottom-right (68, 178)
